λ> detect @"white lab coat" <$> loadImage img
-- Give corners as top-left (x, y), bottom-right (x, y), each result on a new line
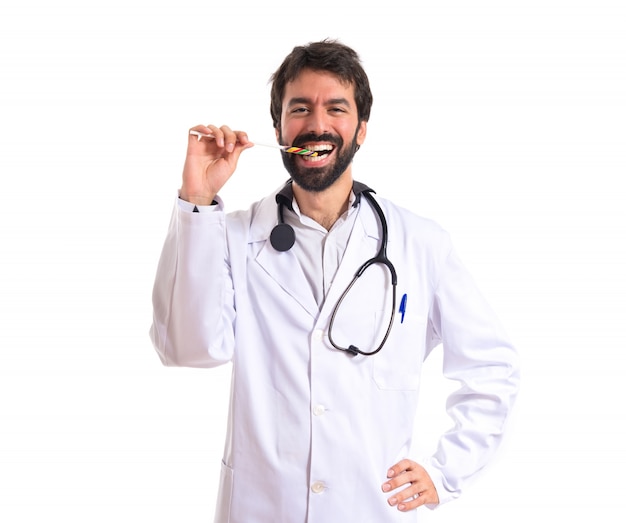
top-left (150, 185), bottom-right (520, 523)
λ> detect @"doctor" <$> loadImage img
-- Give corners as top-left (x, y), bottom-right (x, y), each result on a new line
top-left (150, 39), bottom-right (519, 522)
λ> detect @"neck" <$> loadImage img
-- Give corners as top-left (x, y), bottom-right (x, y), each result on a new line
top-left (292, 173), bottom-right (353, 231)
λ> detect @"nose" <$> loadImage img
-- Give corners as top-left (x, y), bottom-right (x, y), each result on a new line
top-left (305, 108), bottom-right (329, 136)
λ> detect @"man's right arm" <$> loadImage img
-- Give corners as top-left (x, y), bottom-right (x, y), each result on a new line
top-left (149, 124), bottom-right (251, 367)
top-left (149, 196), bottom-right (236, 367)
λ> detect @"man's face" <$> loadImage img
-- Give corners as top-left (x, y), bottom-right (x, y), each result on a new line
top-left (276, 68), bottom-right (367, 192)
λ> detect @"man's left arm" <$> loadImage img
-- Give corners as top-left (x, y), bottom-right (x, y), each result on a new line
top-left (382, 233), bottom-right (520, 510)
top-left (421, 239), bottom-right (520, 505)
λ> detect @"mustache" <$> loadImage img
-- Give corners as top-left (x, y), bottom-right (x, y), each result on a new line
top-left (293, 133), bottom-right (342, 148)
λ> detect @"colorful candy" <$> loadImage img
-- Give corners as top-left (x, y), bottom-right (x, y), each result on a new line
top-left (284, 146), bottom-right (318, 156)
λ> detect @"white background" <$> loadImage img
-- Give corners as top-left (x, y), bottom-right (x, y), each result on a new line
top-left (1, 1), bottom-right (624, 521)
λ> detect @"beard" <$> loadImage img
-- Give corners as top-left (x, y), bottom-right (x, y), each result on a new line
top-left (279, 127), bottom-right (360, 193)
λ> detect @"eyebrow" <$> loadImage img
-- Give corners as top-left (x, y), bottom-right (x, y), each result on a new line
top-left (287, 97), bottom-right (352, 108)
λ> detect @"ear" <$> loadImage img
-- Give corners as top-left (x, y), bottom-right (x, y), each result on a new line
top-left (275, 126), bottom-right (280, 143)
top-left (356, 120), bottom-right (367, 146)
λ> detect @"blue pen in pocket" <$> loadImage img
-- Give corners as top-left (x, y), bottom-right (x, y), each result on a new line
top-left (399, 293), bottom-right (408, 323)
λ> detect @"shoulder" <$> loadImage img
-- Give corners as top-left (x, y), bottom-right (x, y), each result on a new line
top-left (224, 184), bottom-right (284, 241)
top-left (370, 195), bottom-right (455, 278)
top-left (375, 195), bottom-right (451, 245)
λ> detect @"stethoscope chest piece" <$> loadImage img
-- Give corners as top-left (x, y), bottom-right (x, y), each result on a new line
top-left (270, 222), bottom-right (295, 252)
top-left (270, 191), bottom-right (296, 252)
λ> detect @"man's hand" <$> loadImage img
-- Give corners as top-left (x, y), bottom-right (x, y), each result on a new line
top-left (381, 459), bottom-right (439, 512)
top-left (180, 124), bottom-right (253, 206)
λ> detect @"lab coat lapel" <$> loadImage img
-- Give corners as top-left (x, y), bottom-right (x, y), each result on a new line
top-left (250, 188), bottom-right (319, 318)
top-left (320, 201), bottom-right (381, 319)
top-left (255, 241), bottom-right (319, 318)
top-left (249, 185), bottom-right (381, 321)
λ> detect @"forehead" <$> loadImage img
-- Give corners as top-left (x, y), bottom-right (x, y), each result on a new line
top-left (283, 69), bottom-right (356, 105)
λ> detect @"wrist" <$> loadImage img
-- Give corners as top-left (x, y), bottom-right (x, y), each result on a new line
top-left (179, 190), bottom-right (216, 206)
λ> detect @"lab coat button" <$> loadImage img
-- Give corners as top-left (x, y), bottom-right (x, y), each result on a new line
top-left (313, 329), bottom-right (324, 341)
top-left (311, 481), bottom-right (325, 494)
top-left (313, 404), bottom-right (326, 416)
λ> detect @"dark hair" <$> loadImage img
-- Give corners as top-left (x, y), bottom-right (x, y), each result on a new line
top-left (269, 39), bottom-right (373, 129)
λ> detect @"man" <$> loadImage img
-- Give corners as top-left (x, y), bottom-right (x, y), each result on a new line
top-left (150, 39), bottom-right (519, 522)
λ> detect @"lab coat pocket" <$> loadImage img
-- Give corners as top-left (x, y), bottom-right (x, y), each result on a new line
top-left (371, 312), bottom-right (426, 391)
top-left (214, 460), bottom-right (234, 522)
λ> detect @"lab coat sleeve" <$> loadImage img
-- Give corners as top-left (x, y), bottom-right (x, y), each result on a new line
top-left (149, 196), bottom-right (236, 367)
top-left (422, 236), bottom-right (520, 506)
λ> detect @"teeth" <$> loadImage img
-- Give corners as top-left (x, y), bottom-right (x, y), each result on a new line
top-left (305, 144), bottom-right (334, 152)
top-left (299, 143), bottom-right (333, 161)
top-left (302, 154), bottom-right (326, 162)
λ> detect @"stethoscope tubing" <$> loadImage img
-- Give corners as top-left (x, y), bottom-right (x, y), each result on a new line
top-left (271, 183), bottom-right (398, 357)
top-left (327, 190), bottom-right (398, 357)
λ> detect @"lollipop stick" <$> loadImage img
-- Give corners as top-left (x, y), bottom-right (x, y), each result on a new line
top-left (189, 130), bottom-right (318, 156)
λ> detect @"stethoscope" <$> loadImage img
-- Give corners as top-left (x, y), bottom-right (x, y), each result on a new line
top-left (270, 181), bottom-right (397, 356)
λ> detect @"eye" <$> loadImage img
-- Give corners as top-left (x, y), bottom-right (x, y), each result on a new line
top-left (291, 107), bottom-right (309, 114)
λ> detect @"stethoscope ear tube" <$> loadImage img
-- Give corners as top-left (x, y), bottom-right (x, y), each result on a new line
top-left (328, 190), bottom-right (398, 357)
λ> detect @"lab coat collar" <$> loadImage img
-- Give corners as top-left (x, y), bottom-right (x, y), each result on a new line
top-left (274, 179), bottom-right (376, 211)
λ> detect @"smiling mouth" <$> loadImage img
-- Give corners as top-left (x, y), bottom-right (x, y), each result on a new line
top-left (300, 144), bottom-right (335, 162)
